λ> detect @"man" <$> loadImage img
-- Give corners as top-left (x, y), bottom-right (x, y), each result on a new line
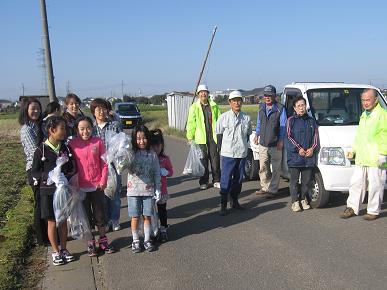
top-left (216, 90), bottom-right (252, 216)
top-left (340, 88), bottom-right (386, 220)
top-left (186, 84), bottom-right (221, 190)
top-left (254, 85), bottom-right (287, 198)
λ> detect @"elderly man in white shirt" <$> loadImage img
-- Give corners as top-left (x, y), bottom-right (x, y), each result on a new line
top-left (216, 90), bottom-right (252, 216)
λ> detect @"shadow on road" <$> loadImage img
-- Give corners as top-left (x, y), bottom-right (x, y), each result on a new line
top-left (169, 197), bottom-right (287, 241)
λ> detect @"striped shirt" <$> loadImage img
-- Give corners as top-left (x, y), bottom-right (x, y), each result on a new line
top-left (20, 121), bottom-right (41, 171)
top-left (92, 120), bottom-right (121, 148)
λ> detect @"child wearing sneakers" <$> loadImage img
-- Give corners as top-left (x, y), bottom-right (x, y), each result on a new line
top-left (127, 125), bottom-right (161, 253)
top-left (150, 129), bottom-right (173, 242)
top-left (31, 116), bottom-right (75, 265)
top-left (69, 116), bottom-right (115, 256)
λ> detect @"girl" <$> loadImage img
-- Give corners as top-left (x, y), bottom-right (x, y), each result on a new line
top-left (63, 93), bottom-right (83, 139)
top-left (127, 125), bottom-right (161, 253)
top-left (31, 116), bottom-right (75, 265)
top-left (42, 101), bottom-right (62, 139)
top-left (68, 116), bottom-right (114, 256)
top-left (90, 98), bottom-right (122, 232)
top-left (19, 98), bottom-right (47, 245)
top-left (150, 129), bottom-right (173, 243)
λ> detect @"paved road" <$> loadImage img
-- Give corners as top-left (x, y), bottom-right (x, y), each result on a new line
top-left (42, 136), bottom-right (387, 290)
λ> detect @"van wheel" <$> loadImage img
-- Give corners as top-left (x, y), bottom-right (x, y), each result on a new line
top-left (310, 171), bottom-right (330, 208)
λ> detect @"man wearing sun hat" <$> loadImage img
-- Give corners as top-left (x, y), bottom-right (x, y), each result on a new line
top-left (186, 84), bottom-right (221, 190)
top-left (216, 90), bottom-right (252, 215)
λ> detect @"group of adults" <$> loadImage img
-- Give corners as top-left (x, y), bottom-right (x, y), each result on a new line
top-left (186, 84), bottom-right (386, 219)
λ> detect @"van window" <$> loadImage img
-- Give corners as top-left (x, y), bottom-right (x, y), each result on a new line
top-left (283, 88), bottom-right (302, 117)
top-left (306, 88), bottom-right (385, 126)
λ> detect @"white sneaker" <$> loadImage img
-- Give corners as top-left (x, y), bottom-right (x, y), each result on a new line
top-left (112, 220), bottom-right (121, 231)
top-left (301, 199), bottom-right (311, 210)
top-left (291, 201), bottom-right (302, 212)
top-left (213, 182), bottom-right (220, 189)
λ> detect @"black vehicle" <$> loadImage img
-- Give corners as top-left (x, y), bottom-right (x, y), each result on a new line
top-left (115, 102), bottom-right (142, 129)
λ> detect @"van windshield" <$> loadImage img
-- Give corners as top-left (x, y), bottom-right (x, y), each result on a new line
top-left (306, 88), bottom-right (384, 126)
top-left (117, 104), bottom-right (138, 114)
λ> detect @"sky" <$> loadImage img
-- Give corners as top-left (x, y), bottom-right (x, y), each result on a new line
top-left (1, 0), bottom-right (387, 101)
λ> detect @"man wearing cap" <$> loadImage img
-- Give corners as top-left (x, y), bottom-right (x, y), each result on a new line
top-left (254, 85), bottom-right (287, 198)
top-left (186, 84), bottom-right (221, 190)
top-left (216, 90), bottom-right (252, 215)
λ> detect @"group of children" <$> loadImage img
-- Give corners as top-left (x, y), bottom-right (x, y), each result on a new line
top-left (19, 94), bottom-right (173, 266)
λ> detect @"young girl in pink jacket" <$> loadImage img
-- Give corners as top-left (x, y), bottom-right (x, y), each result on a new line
top-left (69, 116), bottom-right (114, 256)
top-left (150, 129), bottom-right (173, 243)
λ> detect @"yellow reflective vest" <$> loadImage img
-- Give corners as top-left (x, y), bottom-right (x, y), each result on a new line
top-left (353, 103), bottom-right (387, 168)
top-left (186, 99), bottom-right (221, 144)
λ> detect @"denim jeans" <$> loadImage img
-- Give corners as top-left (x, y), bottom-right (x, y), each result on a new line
top-left (105, 173), bottom-right (122, 222)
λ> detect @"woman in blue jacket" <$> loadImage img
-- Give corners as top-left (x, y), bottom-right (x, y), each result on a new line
top-left (285, 95), bottom-right (319, 212)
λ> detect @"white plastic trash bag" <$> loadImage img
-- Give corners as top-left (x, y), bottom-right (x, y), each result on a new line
top-left (182, 143), bottom-right (205, 177)
top-left (104, 164), bottom-right (118, 198)
top-left (66, 189), bottom-right (92, 241)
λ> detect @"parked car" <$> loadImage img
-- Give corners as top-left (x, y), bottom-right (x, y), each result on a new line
top-left (281, 82), bottom-right (387, 208)
top-left (115, 102), bottom-right (142, 129)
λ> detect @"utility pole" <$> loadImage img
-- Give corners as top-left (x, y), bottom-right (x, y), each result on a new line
top-left (66, 80), bottom-right (70, 94)
top-left (21, 83), bottom-right (25, 96)
top-left (40, 0), bottom-right (57, 102)
top-left (121, 80), bottom-right (125, 98)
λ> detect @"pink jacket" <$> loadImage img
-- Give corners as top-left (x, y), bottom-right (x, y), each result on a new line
top-left (159, 155), bottom-right (173, 195)
top-left (69, 136), bottom-right (108, 189)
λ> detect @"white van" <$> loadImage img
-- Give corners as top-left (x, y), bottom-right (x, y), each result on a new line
top-left (279, 82), bottom-right (387, 207)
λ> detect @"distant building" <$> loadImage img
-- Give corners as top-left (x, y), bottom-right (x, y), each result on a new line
top-left (0, 99), bottom-right (13, 110)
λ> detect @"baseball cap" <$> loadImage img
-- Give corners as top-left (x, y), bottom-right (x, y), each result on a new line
top-left (263, 85), bottom-right (276, 96)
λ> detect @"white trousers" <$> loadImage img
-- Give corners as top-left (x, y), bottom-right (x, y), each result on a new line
top-left (346, 166), bottom-right (386, 215)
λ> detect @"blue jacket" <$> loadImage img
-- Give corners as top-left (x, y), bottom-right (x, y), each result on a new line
top-left (285, 114), bottom-right (319, 167)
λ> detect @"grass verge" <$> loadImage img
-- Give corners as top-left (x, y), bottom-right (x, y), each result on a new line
top-left (0, 186), bottom-right (35, 290)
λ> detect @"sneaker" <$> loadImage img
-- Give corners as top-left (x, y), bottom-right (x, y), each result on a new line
top-left (340, 207), bottom-right (355, 219)
top-left (98, 236), bottom-right (115, 254)
top-left (363, 213), bottom-right (379, 221)
top-left (112, 220), bottom-right (121, 231)
top-left (301, 199), bottom-right (311, 210)
top-left (87, 240), bottom-right (98, 257)
top-left (291, 201), bottom-right (302, 212)
top-left (159, 231), bottom-right (168, 243)
top-left (132, 240), bottom-right (141, 253)
top-left (199, 184), bottom-right (208, 190)
top-left (255, 189), bottom-right (267, 196)
top-left (213, 182), bottom-right (221, 189)
top-left (144, 240), bottom-right (156, 252)
top-left (52, 252), bottom-right (65, 266)
top-left (60, 249), bottom-right (75, 262)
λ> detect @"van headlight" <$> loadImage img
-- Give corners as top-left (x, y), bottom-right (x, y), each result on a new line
top-left (320, 147), bottom-right (345, 166)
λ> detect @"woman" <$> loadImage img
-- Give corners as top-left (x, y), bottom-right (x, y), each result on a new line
top-left (285, 95), bottom-right (319, 212)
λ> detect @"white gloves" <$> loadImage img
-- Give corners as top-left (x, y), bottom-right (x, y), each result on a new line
top-left (160, 168), bottom-right (169, 177)
top-left (154, 190), bottom-right (161, 202)
top-left (378, 155), bottom-right (387, 167)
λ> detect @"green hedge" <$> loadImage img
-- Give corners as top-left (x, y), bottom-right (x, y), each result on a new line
top-left (0, 186), bottom-right (34, 290)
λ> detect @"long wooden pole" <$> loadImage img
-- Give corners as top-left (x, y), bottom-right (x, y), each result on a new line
top-left (192, 26), bottom-right (218, 102)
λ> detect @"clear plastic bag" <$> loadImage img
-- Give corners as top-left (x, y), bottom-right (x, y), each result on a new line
top-left (47, 156), bottom-right (72, 225)
top-left (138, 202), bottom-right (160, 238)
top-left (182, 143), bottom-right (205, 177)
top-left (66, 189), bottom-right (92, 241)
top-left (104, 164), bottom-right (117, 198)
top-left (101, 131), bottom-right (134, 175)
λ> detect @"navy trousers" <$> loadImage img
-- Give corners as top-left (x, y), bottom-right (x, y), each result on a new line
top-left (220, 156), bottom-right (246, 202)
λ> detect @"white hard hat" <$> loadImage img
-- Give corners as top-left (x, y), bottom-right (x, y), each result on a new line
top-left (228, 90), bottom-right (242, 100)
top-left (197, 84), bottom-right (209, 93)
